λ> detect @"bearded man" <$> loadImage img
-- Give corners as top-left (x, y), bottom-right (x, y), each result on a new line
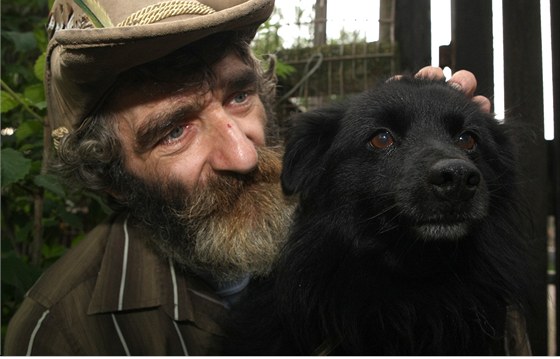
top-left (4, 0), bottom-right (489, 355)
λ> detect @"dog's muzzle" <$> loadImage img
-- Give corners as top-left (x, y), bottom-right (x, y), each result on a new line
top-left (428, 159), bottom-right (481, 201)
top-left (406, 158), bottom-right (488, 241)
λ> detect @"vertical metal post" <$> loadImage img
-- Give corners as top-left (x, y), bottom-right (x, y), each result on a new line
top-left (550, 0), bottom-right (560, 354)
top-left (502, 0), bottom-right (548, 354)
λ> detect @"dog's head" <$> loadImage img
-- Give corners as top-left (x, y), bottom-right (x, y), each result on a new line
top-left (282, 78), bottom-right (516, 241)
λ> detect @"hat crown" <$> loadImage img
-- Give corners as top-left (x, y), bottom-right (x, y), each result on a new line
top-left (47, 0), bottom-right (252, 38)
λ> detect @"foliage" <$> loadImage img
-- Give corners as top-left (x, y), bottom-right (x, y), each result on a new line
top-left (252, 7), bottom-right (296, 80)
top-left (329, 29), bottom-right (367, 45)
top-left (1, 0), bottom-right (111, 350)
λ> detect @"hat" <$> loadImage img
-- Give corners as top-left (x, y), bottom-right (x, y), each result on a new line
top-left (46, 0), bottom-right (274, 142)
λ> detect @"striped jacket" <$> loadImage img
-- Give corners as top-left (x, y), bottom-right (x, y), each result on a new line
top-left (4, 213), bottom-right (229, 355)
top-left (4, 213), bottom-right (533, 355)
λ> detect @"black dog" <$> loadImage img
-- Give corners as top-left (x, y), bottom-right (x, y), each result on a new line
top-left (227, 78), bottom-right (530, 355)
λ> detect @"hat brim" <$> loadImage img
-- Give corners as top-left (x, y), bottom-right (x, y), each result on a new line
top-left (46, 0), bottom-right (274, 131)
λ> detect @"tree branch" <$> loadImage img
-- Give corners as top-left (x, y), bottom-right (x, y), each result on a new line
top-left (1, 79), bottom-right (44, 122)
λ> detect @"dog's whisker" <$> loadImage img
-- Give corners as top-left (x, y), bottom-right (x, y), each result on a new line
top-left (360, 203), bottom-right (399, 223)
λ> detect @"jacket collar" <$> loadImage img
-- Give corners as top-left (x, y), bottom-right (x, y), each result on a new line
top-left (87, 213), bottom-right (228, 333)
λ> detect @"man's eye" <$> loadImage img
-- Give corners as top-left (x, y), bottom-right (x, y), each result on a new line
top-left (232, 92), bottom-right (249, 104)
top-left (161, 126), bottom-right (186, 144)
top-left (168, 126), bottom-right (184, 140)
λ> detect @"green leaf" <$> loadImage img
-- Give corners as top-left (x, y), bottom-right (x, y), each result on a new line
top-left (19, 143), bottom-right (39, 154)
top-left (1, 251), bottom-right (42, 292)
top-left (33, 26), bottom-right (49, 53)
top-left (58, 210), bottom-right (83, 230)
top-left (85, 192), bottom-right (114, 215)
top-left (1, 90), bottom-right (19, 113)
top-left (14, 119), bottom-right (43, 142)
top-left (41, 243), bottom-right (67, 260)
top-left (275, 61), bottom-right (296, 80)
top-left (34, 52), bottom-right (46, 81)
top-left (1, 148), bottom-right (32, 187)
top-left (72, 233), bottom-right (86, 248)
top-left (34, 174), bottom-right (66, 197)
top-left (2, 31), bottom-right (37, 53)
top-left (23, 83), bottom-right (45, 108)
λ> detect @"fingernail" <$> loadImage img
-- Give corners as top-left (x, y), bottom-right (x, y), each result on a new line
top-left (386, 75), bottom-right (403, 82)
top-left (448, 81), bottom-right (462, 91)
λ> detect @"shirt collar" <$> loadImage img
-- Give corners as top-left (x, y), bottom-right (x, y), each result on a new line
top-left (87, 214), bottom-right (228, 332)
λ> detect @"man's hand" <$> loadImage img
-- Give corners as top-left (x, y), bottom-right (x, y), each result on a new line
top-left (415, 66), bottom-right (492, 113)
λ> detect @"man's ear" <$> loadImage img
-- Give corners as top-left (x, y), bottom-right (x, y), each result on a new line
top-left (281, 103), bottom-right (345, 197)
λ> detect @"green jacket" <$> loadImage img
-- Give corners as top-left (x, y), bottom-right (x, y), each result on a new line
top-left (5, 213), bottom-right (229, 355)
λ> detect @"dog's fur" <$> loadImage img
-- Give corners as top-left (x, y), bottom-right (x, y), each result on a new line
top-left (227, 78), bottom-right (530, 355)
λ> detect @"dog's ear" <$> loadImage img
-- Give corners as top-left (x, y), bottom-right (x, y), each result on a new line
top-left (281, 104), bottom-right (345, 196)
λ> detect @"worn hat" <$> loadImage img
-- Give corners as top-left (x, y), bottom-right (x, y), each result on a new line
top-left (46, 0), bottom-right (274, 145)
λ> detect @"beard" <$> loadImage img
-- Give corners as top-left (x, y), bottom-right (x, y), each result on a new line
top-left (116, 146), bottom-right (295, 283)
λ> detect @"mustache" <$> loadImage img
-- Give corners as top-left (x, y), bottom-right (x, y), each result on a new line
top-left (209, 145), bottom-right (284, 186)
top-left (175, 146), bottom-right (285, 220)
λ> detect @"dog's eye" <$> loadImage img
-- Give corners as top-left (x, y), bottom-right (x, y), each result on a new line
top-left (370, 130), bottom-right (395, 149)
top-left (456, 131), bottom-right (477, 151)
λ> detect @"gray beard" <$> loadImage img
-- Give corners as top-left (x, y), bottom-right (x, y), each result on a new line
top-left (117, 146), bottom-right (295, 283)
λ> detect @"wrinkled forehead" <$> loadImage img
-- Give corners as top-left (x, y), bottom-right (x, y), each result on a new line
top-left (106, 51), bottom-right (253, 113)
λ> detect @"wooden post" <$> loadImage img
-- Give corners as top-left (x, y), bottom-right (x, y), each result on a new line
top-left (502, 0), bottom-right (548, 355)
top-left (451, 0), bottom-right (494, 100)
top-left (379, 0), bottom-right (394, 44)
top-left (394, 0), bottom-right (431, 73)
top-left (313, 0), bottom-right (327, 47)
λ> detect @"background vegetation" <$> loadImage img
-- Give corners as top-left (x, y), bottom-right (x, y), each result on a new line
top-left (1, 0), bottom-right (113, 350)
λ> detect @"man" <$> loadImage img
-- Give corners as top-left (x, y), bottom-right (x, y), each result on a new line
top-left (4, 0), bottom-right (498, 355)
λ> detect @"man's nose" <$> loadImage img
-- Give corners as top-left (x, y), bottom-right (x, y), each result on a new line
top-left (208, 117), bottom-right (259, 174)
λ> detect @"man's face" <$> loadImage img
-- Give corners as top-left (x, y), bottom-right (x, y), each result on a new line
top-left (110, 52), bottom-right (294, 282)
top-left (115, 53), bottom-right (267, 189)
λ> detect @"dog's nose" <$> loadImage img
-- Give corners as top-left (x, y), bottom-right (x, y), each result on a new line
top-left (428, 159), bottom-right (481, 201)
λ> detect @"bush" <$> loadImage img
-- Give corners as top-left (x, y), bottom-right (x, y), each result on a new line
top-left (1, 0), bottom-right (110, 350)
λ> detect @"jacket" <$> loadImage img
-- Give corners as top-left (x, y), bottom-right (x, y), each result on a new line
top-left (4, 213), bottom-right (229, 355)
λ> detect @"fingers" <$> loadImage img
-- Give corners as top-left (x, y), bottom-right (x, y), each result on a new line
top-left (472, 95), bottom-right (492, 113)
top-left (414, 67), bottom-right (477, 96)
top-left (448, 70), bottom-right (491, 113)
top-left (447, 70), bottom-right (477, 98)
top-left (415, 66), bottom-right (445, 81)
top-left (414, 67), bottom-right (491, 113)
top-left (389, 66), bottom-right (445, 81)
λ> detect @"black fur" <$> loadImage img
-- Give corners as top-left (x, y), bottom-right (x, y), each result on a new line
top-left (227, 78), bottom-right (530, 355)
